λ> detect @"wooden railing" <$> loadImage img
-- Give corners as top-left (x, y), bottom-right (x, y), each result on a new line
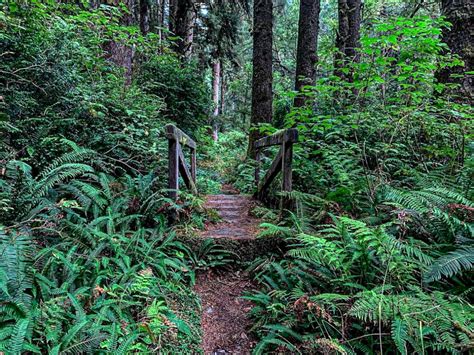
top-left (254, 128), bottom-right (298, 209)
top-left (165, 124), bottom-right (197, 201)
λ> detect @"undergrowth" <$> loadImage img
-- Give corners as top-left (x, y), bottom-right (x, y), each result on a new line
top-left (244, 15), bottom-right (474, 355)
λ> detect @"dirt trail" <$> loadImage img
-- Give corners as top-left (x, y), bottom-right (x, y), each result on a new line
top-left (195, 270), bottom-right (256, 354)
top-left (194, 189), bottom-right (261, 354)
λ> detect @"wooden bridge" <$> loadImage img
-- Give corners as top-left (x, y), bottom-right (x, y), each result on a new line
top-left (165, 123), bottom-right (298, 210)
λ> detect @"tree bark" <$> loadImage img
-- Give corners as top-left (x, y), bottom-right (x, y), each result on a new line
top-left (211, 60), bottom-right (221, 141)
top-left (248, 0), bottom-right (273, 159)
top-left (436, 0), bottom-right (474, 101)
top-left (101, 0), bottom-right (136, 84)
top-left (169, 0), bottom-right (178, 33)
top-left (174, 0), bottom-right (196, 59)
top-left (334, 0), bottom-right (361, 82)
top-left (220, 62), bottom-right (225, 116)
top-left (294, 0), bottom-right (321, 107)
top-left (212, 60), bottom-right (221, 118)
top-left (159, 0), bottom-right (166, 40)
top-left (139, 0), bottom-right (150, 35)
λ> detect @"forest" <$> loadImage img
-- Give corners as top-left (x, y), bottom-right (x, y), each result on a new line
top-left (0, 0), bottom-right (473, 353)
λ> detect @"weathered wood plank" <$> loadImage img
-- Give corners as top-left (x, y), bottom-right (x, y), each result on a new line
top-left (281, 141), bottom-right (294, 210)
top-left (255, 149), bottom-right (261, 187)
top-left (178, 147), bottom-right (198, 194)
top-left (191, 148), bottom-right (197, 183)
top-left (253, 128), bottom-right (298, 210)
top-left (168, 139), bottom-right (179, 201)
top-left (281, 141), bottom-right (293, 192)
top-left (165, 124), bottom-right (197, 149)
top-left (254, 128), bottom-right (298, 149)
top-left (256, 145), bottom-right (284, 198)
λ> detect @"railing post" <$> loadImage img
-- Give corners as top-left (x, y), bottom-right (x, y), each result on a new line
top-left (255, 148), bottom-right (260, 188)
top-left (281, 138), bottom-right (293, 210)
top-left (254, 128), bottom-right (298, 211)
top-left (168, 138), bottom-right (179, 202)
top-left (166, 123), bottom-right (198, 204)
top-left (191, 148), bottom-right (197, 184)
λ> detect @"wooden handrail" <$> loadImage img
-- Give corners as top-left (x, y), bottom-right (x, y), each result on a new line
top-left (166, 124), bottom-right (197, 202)
top-left (254, 128), bottom-right (298, 149)
top-left (165, 124), bottom-right (197, 149)
top-left (254, 128), bottom-right (298, 209)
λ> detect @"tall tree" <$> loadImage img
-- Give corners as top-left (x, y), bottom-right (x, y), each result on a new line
top-left (159, 0), bottom-right (166, 40)
top-left (211, 59), bottom-right (221, 141)
top-left (101, 0), bottom-right (136, 83)
top-left (219, 62), bottom-right (226, 115)
top-left (169, 0), bottom-right (178, 33)
top-left (139, 0), bottom-right (150, 35)
top-left (334, 0), bottom-right (362, 82)
top-left (248, 0), bottom-right (273, 158)
top-left (174, 0), bottom-right (197, 59)
top-left (294, 0), bottom-right (321, 107)
top-left (436, 0), bottom-right (473, 101)
top-left (195, 0), bottom-right (245, 139)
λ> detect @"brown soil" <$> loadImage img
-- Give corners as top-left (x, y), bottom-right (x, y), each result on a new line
top-left (220, 184), bottom-right (241, 195)
top-left (194, 270), bottom-right (256, 354)
top-left (194, 193), bottom-right (261, 354)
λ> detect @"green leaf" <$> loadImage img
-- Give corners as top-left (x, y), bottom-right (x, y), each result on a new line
top-left (392, 318), bottom-right (408, 355)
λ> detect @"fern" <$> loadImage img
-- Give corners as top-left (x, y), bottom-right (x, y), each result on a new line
top-left (116, 333), bottom-right (139, 355)
top-left (383, 186), bottom-right (473, 242)
top-left (8, 318), bottom-right (30, 355)
top-left (424, 247), bottom-right (474, 282)
top-left (257, 222), bottom-right (294, 238)
top-left (391, 318), bottom-right (408, 355)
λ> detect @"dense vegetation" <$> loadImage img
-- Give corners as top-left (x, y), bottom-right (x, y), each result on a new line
top-left (1, 0), bottom-right (472, 354)
top-left (0, 3), bottom-right (212, 352)
top-left (233, 12), bottom-right (473, 354)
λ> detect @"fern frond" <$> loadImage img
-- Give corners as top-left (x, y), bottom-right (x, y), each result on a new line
top-left (424, 247), bottom-right (474, 282)
top-left (391, 318), bottom-right (408, 355)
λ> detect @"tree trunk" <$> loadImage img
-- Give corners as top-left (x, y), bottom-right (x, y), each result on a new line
top-left (212, 60), bottom-right (221, 117)
top-left (436, 0), bottom-right (473, 101)
top-left (101, 0), bottom-right (136, 84)
top-left (294, 0), bottom-right (321, 107)
top-left (211, 60), bottom-right (221, 141)
top-left (220, 62), bottom-right (225, 116)
top-left (248, 0), bottom-right (273, 159)
top-left (174, 0), bottom-right (196, 59)
top-left (334, 0), bottom-right (361, 82)
top-left (161, 0), bottom-right (167, 29)
top-left (169, 0), bottom-right (178, 33)
top-left (139, 0), bottom-right (150, 35)
top-left (159, 0), bottom-right (166, 40)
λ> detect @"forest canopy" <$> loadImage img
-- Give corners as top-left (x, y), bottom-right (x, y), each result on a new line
top-left (0, 0), bottom-right (473, 354)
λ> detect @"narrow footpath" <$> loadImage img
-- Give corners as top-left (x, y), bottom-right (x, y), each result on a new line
top-left (194, 187), bottom-right (261, 354)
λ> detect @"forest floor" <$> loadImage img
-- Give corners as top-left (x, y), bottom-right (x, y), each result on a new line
top-left (195, 270), bottom-right (256, 354)
top-left (194, 186), bottom-right (260, 354)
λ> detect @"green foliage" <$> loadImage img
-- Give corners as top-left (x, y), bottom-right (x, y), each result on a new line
top-left (0, 3), bottom-right (207, 351)
top-left (248, 210), bottom-right (473, 353)
top-left (246, 14), bottom-right (473, 355)
top-left (138, 56), bottom-right (211, 135)
top-left (1, 1), bottom-right (473, 354)
top-left (425, 247), bottom-right (474, 282)
top-left (188, 239), bottom-right (236, 270)
top-left (196, 128), bottom-right (254, 193)
top-left (0, 2), bottom-right (209, 173)
top-left (0, 155), bottom-right (202, 352)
